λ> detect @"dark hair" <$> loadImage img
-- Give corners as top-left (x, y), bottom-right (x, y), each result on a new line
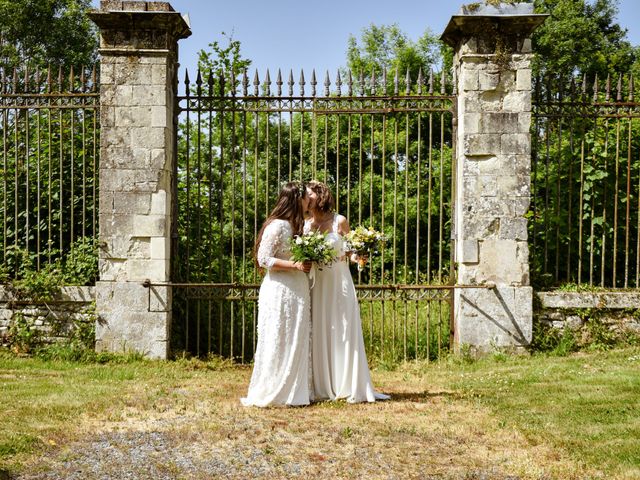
top-left (307, 180), bottom-right (334, 213)
top-left (254, 181), bottom-right (307, 266)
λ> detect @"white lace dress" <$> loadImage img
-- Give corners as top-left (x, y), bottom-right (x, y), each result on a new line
top-left (241, 219), bottom-right (311, 407)
top-left (306, 215), bottom-right (389, 403)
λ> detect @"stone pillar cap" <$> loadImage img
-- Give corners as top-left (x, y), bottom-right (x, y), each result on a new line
top-left (440, 3), bottom-right (548, 47)
top-left (89, 9), bottom-right (191, 40)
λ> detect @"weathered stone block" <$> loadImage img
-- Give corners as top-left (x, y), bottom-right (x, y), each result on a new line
top-left (127, 258), bottom-right (169, 281)
top-left (517, 68), bottom-right (532, 91)
top-left (150, 64), bottom-right (169, 85)
top-left (455, 286), bottom-right (533, 349)
top-left (100, 168), bottom-right (160, 192)
top-left (462, 216), bottom-right (500, 239)
top-left (150, 237), bottom-right (169, 260)
top-left (497, 70), bottom-right (516, 91)
top-left (149, 285), bottom-right (171, 312)
top-left (478, 91), bottom-right (503, 112)
top-left (518, 112), bottom-right (531, 133)
top-left (151, 105), bottom-right (169, 127)
top-left (128, 236), bottom-right (152, 258)
top-left (461, 69), bottom-right (479, 91)
top-left (100, 145), bottom-right (133, 169)
top-left (478, 70), bottom-right (500, 90)
top-left (461, 239), bottom-right (479, 263)
top-left (150, 190), bottom-right (168, 215)
top-left (464, 134), bottom-right (501, 156)
top-left (99, 106), bottom-right (116, 128)
top-left (113, 192), bottom-right (152, 215)
top-left (96, 281), bottom-right (150, 312)
top-left (132, 85), bottom-right (165, 106)
top-left (479, 175), bottom-right (497, 197)
top-left (499, 217), bottom-right (528, 241)
top-left (480, 112), bottom-right (520, 134)
top-left (502, 91), bottom-right (530, 112)
top-left (98, 258), bottom-right (127, 281)
top-left (501, 133), bottom-right (530, 155)
top-left (150, 149), bottom-right (167, 170)
top-left (130, 127), bottom-right (167, 150)
top-left (463, 113), bottom-right (481, 134)
top-left (95, 310), bottom-right (170, 359)
top-left (565, 315), bottom-right (584, 330)
top-left (115, 106), bottom-right (152, 127)
top-left (477, 238), bottom-right (528, 285)
top-left (114, 85), bottom-right (134, 104)
top-left (132, 214), bottom-right (167, 236)
top-left (101, 0), bottom-right (123, 11)
top-left (122, 1), bottom-right (148, 11)
top-left (100, 62), bottom-right (115, 85)
top-left (102, 126), bottom-right (130, 149)
top-left (99, 212), bottom-right (134, 238)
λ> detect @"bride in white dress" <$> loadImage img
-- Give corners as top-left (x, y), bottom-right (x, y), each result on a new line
top-left (241, 182), bottom-right (313, 407)
top-left (305, 181), bottom-right (389, 403)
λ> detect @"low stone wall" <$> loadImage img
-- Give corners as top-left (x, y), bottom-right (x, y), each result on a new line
top-left (0, 286), bottom-right (96, 347)
top-left (535, 291), bottom-right (640, 339)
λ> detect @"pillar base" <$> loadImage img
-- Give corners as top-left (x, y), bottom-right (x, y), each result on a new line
top-left (454, 286), bottom-right (532, 352)
top-left (95, 281), bottom-right (170, 359)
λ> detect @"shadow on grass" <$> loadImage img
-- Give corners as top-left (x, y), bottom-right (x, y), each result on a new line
top-left (311, 390), bottom-right (461, 407)
top-left (387, 390), bottom-right (461, 402)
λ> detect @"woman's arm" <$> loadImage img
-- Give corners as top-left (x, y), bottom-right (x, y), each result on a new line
top-left (257, 220), bottom-right (312, 273)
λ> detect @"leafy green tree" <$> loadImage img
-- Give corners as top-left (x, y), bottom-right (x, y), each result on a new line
top-left (533, 0), bottom-right (637, 78)
top-left (346, 24), bottom-right (451, 89)
top-left (0, 0), bottom-right (97, 70)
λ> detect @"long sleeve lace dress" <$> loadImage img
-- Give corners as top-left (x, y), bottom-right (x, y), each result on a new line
top-left (241, 219), bottom-right (312, 407)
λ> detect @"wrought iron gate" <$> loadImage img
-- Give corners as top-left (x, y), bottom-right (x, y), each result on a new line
top-left (173, 67), bottom-right (456, 363)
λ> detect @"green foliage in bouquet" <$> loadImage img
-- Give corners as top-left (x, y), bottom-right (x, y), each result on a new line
top-left (289, 232), bottom-right (337, 267)
top-left (345, 226), bottom-right (388, 255)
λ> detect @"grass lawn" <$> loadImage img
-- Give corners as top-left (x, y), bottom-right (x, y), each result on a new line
top-left (1, 347), bottom-right (638, 479)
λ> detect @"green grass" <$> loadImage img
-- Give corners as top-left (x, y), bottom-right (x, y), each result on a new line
top-left (445, 349), bottom-right (640, 476)
top-left (1, 348), bottom-right (639, 478)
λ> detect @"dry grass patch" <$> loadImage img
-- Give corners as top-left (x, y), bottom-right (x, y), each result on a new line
top-left (13, 364), bottom-right (592, 479)
top-left (4, 350), bottom-right (637, 479)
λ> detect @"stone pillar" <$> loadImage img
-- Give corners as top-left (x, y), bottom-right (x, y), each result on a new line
top-left (89, 1), bottom-right (190, 359)
top-left (441, 4), bottom-right (547, 352)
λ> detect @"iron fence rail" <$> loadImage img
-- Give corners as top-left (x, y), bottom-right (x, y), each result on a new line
top-left (0, 66), bottom-right (99, 270)
top-left (532, 73), bottom-right (640, 288)
top-left (173, 67), bottom-right (456, 362)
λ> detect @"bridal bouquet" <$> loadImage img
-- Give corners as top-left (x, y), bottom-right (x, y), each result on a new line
top-left (290, 231), bottom-right (337, 268)
top-left (344, 226), bottom-right (388, 270)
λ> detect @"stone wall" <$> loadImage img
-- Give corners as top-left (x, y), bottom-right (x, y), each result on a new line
top-left (536, 292), bottom-right (640, 341)
top-left (0, 286), bottom-right (96, 348)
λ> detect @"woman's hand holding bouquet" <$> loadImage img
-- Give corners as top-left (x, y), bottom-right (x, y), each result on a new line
top-left (344, 226), bottom-right (387, 271)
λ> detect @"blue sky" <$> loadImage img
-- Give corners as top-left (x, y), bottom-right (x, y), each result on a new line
top-left (91, 0), bottom-right (639, 81)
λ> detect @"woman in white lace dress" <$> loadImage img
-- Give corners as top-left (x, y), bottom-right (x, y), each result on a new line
top-left (305, 181), bottom-right (389, 403)
top-left (241, 182), bottom-right (313, 407)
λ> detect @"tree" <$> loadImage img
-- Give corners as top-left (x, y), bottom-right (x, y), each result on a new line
top-left (0, 0), bottom-right (97, 71)
top-left (532, 0), bottom-right (637, 78)
top-left (345, 24), bottom-right (451, 89)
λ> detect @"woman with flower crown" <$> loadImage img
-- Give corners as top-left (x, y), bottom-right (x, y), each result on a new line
top-left (241, 181), bottom-right (314, 407)
top-left (305, 180), bottom-right (389, 403)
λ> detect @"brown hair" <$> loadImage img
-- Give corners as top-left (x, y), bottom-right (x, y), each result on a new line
top-left (254, 181), bottom-right (307, 266)
top-left (307, 180), bottom-right (335, 214)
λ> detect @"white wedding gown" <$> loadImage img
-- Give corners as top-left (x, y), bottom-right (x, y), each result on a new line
top-left (241, 219), bottom-right (311, 407)
top-left (306, 215), bottom-right (390, 403)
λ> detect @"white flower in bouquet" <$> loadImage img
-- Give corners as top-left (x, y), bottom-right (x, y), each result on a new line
top-left (344, 226), bottom-right (388, 270)
top-left (290, 231), bottom-right (337, 268)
